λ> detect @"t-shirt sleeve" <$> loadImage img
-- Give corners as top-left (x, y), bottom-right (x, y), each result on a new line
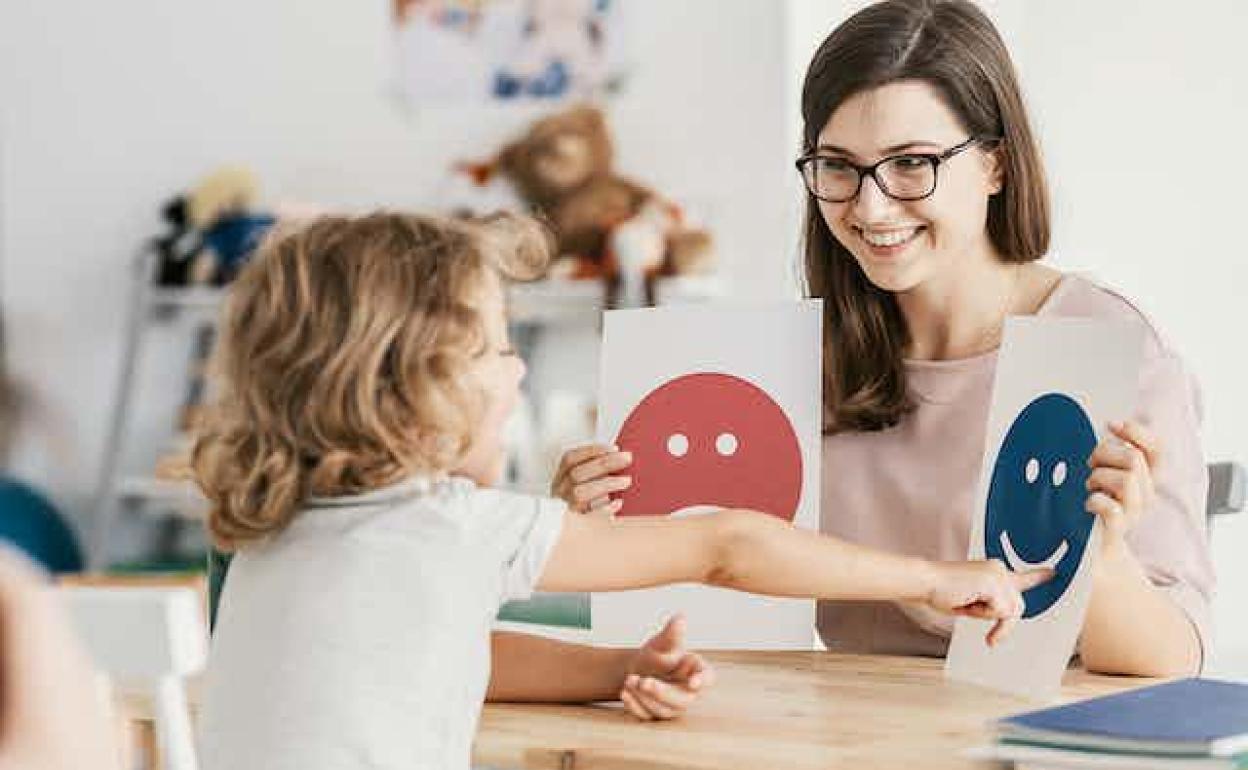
top-left (1122, 337), bottom-right (1217, 669)
top-left (471, 489), bottom-right (567, 605)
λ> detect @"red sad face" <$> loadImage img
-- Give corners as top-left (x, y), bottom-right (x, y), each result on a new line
top-left (613, 372), bottom-right (802, 521)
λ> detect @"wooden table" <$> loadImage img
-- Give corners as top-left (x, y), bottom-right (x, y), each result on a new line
top-left (474, 651), bottom-right (1151, 770)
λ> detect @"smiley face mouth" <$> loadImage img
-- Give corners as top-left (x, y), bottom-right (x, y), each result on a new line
top-left (999, 530), bottom-right (1069, 573)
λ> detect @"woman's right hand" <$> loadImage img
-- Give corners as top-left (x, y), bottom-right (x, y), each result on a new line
top-left (551, 444), bottom-right (634, 515)
top-left (924, 560), bottom-right (1055, 646)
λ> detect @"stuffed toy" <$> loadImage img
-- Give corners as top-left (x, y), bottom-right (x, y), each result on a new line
top-left (466, 105), bottom-right (713, 307)
top-left (151, 166), bottom-right (275, 288)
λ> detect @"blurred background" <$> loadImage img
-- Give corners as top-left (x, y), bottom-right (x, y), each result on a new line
top-left (0, 0), bottom-right (1243, 671)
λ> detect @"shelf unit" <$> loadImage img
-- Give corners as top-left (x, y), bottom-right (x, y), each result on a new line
top-left (90, 251), bottom-right (223, 569)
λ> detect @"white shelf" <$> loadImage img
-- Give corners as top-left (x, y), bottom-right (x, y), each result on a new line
top-left (507, 275), bottom-right (725, 326)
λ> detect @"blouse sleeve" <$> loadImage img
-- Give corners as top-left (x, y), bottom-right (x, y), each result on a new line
top-left (1120, 334), bottom-right (1216, 669)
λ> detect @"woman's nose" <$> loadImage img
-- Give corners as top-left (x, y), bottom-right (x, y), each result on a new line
top-left (852, 173), bottom-right (896, 221)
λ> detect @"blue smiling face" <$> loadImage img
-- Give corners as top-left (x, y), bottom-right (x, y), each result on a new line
top-left (984, 393), bottom-right (1098, 619)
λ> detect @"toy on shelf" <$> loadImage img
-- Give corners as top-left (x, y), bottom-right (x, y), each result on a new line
top-left (151, 166), bottom-right (276, 288)
top-left (460, 105), bottom-right (715, 308)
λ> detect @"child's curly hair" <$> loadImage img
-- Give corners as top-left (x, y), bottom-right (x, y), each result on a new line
top-left (192, 211), bottom-right (550, 551)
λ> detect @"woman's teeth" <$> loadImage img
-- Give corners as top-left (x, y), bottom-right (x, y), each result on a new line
top-left (861, 227), bottom-right (920, 247)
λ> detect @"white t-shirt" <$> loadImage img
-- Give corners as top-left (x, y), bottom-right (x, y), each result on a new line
top-left (198, 475), bottom-right (566, 770)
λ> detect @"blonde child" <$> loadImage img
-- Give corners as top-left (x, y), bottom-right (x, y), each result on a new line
top-left (193, 211), bottom-right (1047, 770)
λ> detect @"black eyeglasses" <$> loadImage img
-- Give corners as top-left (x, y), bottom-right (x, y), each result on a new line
top-left (795, 136), bottom-right (1000, 203)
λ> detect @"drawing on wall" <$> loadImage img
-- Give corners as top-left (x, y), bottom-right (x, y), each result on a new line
top-left (392, 0), bottom-right (626, 105)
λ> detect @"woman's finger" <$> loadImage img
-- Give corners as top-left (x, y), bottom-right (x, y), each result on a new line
top-left (1085, 490), bottom-right (1123, 520)
top-left (1086, 467), bottom-right (1128, 501)
top-left (1088, 442), bottom-right (1140, 473)
top-left (572, 475), bottom-right (633, 505)
top-left (587, 498), bottom-right (624, 518)
top-left (570, 450), bottom-right (633, 484)
top-left (553, 444), bottom-right (616, 489)
top-left (1109, 420), bottom-right (1160, 469)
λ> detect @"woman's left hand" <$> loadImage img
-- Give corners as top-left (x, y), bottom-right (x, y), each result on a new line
top-left (1086, 420), bottom-right (1160, 555)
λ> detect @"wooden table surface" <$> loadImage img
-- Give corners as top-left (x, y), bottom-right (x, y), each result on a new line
top-left (474, 651), bottom-right (1152, 770)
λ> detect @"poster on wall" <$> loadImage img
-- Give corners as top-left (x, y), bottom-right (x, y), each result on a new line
top-left (592, 301), bottom-right (823, 649)
top-left (945, 316), bottom-right (1144, 700)
top-left (392, 0), bottom-right (627, 105)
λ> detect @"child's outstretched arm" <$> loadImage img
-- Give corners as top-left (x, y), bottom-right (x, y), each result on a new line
top-left (539, 509), bottom-right (1052, 646)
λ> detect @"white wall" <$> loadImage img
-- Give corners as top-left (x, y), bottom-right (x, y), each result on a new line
top-left (0, 0), bottom-right (793, 535)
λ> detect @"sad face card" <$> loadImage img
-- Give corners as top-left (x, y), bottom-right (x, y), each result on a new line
top-left (592, 301), bottom-right (822, 649)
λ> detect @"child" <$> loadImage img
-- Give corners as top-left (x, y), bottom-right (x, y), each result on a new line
top-left (193, 211), bottom-right (1048, 770)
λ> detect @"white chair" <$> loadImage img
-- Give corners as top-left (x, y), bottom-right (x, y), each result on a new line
top-left (58, 585), bottom-right (208, 770)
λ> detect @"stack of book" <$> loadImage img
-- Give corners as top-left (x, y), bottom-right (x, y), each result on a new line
top-left (976, 678), bottom-right (1248, 769)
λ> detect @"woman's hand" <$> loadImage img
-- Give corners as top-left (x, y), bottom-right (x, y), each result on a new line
top-left (551, 444), bottom-right (634, 515)
top-left (619, 614), bottom-right (715, 721)
top-left (924, 560), bottom-right (1054, 646)
top-left (1086, 420), bottom-right (1159, 556)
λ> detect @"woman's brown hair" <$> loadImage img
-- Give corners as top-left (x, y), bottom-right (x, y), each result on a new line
top-left (192, 211), bottom-right (549, 551)
top-left (801, 0), bottom-right (1050, 432)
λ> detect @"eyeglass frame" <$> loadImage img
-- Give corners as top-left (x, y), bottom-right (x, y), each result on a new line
top-left (794, 135), bottom-right (1002, 203)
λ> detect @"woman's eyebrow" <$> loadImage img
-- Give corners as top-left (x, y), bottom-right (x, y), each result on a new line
top-left (814, 140), bottom-right (943, 157)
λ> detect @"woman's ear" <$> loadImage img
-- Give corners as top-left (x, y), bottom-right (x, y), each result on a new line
top-left (984, 144), bottom-right (1006, 195)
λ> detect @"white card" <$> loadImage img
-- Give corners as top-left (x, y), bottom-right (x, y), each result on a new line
top-left (945, 316), bottom-right (1144, 700)
top-left (592, 301), bottom-right (823, 649)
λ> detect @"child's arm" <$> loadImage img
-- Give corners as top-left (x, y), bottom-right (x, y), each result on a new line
top-left (539, 509), bottom-right (1051, 645)
top-left (487, 615), bottom-right (712, 720)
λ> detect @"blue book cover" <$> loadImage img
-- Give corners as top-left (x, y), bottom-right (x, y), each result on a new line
top-left (999, 678), bottom-right (1248, 758)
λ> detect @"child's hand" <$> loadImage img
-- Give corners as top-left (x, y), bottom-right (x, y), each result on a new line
top-left (619, 614), bottom-right (715, 721)
top-left (925, 560), bottom-right (1054, 647)
top-left (1086, 420), bottom-right (1159, 557)
top-left (551, 443), bottom-right (633, 515)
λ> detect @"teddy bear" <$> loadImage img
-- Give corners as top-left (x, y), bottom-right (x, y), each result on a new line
top-left (463, 105), bottom-right (714, 307)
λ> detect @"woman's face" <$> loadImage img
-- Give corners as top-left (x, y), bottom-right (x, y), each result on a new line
top-left (455, 272), bottom-right (526, 487)
top-left (814, 80), bottom-right (1003, 294)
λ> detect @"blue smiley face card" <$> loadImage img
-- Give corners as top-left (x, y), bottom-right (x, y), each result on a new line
top-left (946, 316), bottom-right (1144, 700)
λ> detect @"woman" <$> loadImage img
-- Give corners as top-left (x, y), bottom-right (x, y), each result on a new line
top-left (555, 0), bottom-right (1214, 677)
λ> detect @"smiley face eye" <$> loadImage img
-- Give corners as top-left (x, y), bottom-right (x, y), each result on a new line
top-left (666, 433), bottom-right (689, 458)
top-left (1052, 460), bottom-right (1068, 487)
top-left (715, 433), bottom-right (739, 456)
top-left (1025, 457), bottom-right (1040, 484)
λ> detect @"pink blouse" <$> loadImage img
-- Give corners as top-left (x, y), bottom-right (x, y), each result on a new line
top-left (817, 274), bottom-right (1215, 663)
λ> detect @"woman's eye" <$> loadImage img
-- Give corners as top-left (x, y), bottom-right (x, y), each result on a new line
top-left (815, 157), bottom-right (853, 174)
top-left (891, 156), bottom-right (928, 171)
